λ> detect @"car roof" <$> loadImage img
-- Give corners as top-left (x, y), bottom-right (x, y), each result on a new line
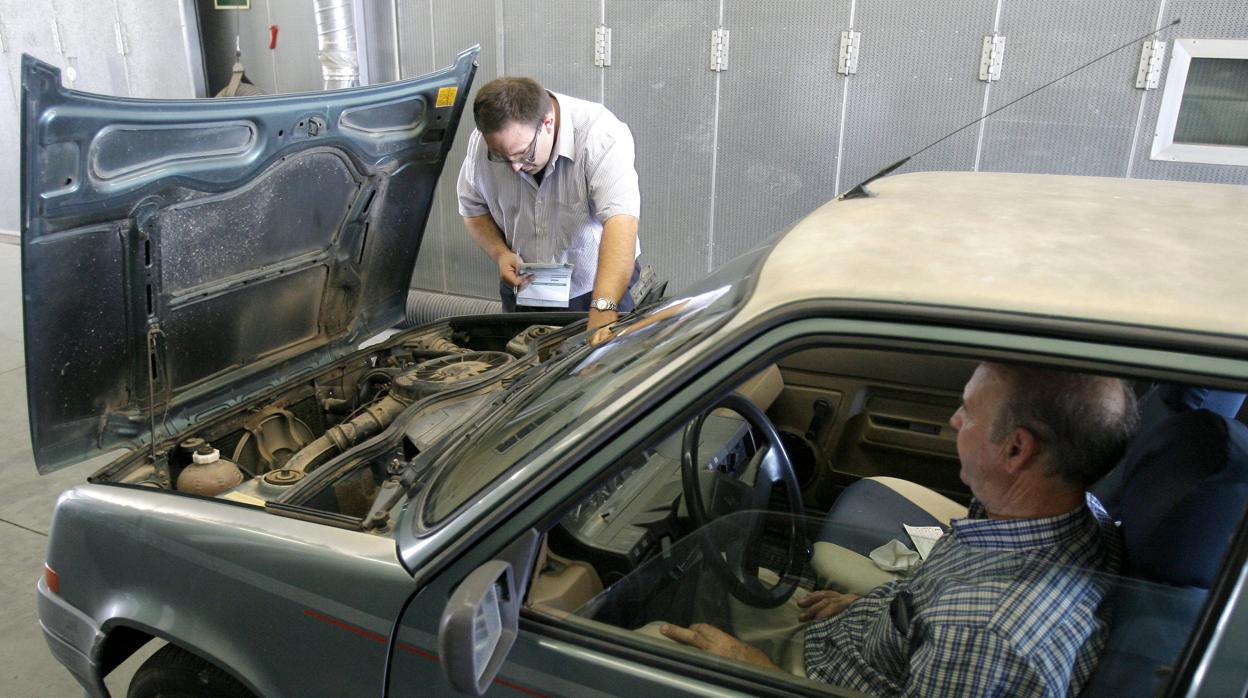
top-left (744, 171), bottom-right (1248, 341)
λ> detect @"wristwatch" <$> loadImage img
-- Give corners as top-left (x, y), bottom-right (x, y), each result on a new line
top-left (589, 297), bottom-right (619, 312)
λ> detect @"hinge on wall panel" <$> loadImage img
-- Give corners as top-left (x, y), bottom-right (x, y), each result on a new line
top-left (1135, 39), bottom-right (1165, 89)
top-left (709, 28), bottom-right (730, 72)
top-left (979, 34), bottom-right (1006, 82)
top-left (593, 25), bottom-right (611, 67)
top-left (838, 31), bottom-right (861, 75)
top-left (114, 21), bottom-right (129, 56)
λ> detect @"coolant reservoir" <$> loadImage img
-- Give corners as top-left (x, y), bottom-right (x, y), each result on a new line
top-left (177, 444), bottom-right (245, 496)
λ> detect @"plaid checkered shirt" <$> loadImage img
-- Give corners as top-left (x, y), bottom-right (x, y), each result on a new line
top-left (804, 494), bottom-right (1122, 697)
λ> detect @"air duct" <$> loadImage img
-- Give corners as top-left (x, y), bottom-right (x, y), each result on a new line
top-left (405, 289), bottom-right (503, 327)
top-left (314, 0), bottom-right (359, 90)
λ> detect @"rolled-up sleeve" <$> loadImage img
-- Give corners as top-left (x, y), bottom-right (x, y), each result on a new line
top-left (457, 130), bottom-right (491, 218)
top-left (585, 123), bottom-right (641, 223)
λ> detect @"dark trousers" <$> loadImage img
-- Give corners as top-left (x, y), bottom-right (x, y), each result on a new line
top-left (500, 262), bottom-right (640, 313)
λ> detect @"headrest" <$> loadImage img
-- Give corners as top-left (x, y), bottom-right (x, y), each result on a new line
top-left (1119, 410), bottom-right (1248, 588)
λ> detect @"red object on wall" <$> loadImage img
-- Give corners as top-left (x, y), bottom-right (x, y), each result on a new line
top-left (269, 25), bottom-right (279, 50)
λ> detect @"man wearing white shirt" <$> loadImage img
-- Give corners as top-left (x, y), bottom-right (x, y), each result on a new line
top-left (456, 77), bottom-right (641, 331)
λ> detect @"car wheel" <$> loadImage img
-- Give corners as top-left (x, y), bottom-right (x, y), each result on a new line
top-left (127, 644), bottom-right (256, 698)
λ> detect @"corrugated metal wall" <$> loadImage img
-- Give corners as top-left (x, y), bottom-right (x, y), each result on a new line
top-left (392, 0), bottom-right (1248, 298)
top-left (0, 0), bottom-right (205, 235)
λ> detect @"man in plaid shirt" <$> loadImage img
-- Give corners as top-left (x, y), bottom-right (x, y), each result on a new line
top-left (662, 363), bottom-right (1137, 697)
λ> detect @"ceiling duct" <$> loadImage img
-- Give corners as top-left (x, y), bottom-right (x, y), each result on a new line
top-left (314, 0), bottom-right (359, 90)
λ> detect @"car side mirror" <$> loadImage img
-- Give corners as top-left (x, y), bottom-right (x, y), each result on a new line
top-left (439, 559), bottom-right (519, 695)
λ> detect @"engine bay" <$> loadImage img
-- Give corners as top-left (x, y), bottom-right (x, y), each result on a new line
top-left (91, 317), bottom-right (581, 530)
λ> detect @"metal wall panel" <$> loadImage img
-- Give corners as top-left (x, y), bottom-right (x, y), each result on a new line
top-left (839, 0), bottom-right (997, 191)
top-left (116, 0), bottom-right (201, 98)
top-left (978, 0), bottom-right (1155, 176)
top-left (713, 0), bottom-right (852, 269)
top-left (0, 43), bottom-right (16, 234)
top-left (47, 0), bottom-right (129, 97)
top-left (0, 0), bottom-right (200, 233)
top-left (503, 0), bottom-right (601, 102)
top-left (0, 0), bottom-right (56, 234)
top-left (400, 0), bottom-right (442, 290)
top-left (2, 2), bottom-right (60, 97)
top-left (1129, 0), bottom-right (1248, 185)
top-left (603, 0), bottom-right (720, 292)
top-left (411, 0), bottom-right (500, 298)
top-left (396, 0), bottom-right (437, 78)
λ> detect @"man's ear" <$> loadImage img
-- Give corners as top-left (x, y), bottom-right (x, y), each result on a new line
top-left (1003, 426), bottom-right (1039, 474)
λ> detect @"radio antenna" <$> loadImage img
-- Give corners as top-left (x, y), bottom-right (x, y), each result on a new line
top-left (838, 17), bottom-right (1181, 200)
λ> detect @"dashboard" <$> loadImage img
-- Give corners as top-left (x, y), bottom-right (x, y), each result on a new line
top-left (550, 411), bottom-right (754, 584)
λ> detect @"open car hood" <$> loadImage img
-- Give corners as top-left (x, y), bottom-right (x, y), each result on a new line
top-left (21, 47), bottom-right (479, 473)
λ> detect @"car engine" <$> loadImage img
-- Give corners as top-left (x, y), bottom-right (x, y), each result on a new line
top-left (90, 318), bottom-right (576, 530)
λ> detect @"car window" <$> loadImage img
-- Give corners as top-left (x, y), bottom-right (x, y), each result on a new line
top-left (420, 246), bottom-right (770, 526)
top-left (544, 505), bottom-right (1206, 698)
top-left (518, 352), bottom-right (1227, 698)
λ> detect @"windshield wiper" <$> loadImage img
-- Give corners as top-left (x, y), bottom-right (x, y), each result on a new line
top-left (356, 336), bottom-right (598, 530)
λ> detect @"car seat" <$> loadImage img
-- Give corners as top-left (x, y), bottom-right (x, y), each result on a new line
top-left (814, 385), bottom-right (1248, 696)
top-left (1078, 407), bottom-right (1248, 696)
top-left (1092, 385), bottom-right (1245, 516)
top-left (811, 385), bottom-right (1245, 592)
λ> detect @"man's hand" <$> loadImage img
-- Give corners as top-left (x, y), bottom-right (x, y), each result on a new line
top-left (588, 324), bottom-right (615, 347)
top-left (497, 251), bottom-right (533, 289)
top-left (797, 590), bottom-right (861, 622)
top-left (659, 623), bottom-right (780, 671)
top-left (587, 308), bottom-right (618, 335)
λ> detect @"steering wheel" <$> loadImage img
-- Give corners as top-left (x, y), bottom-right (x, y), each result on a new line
top-left (680, 392), bottom-right (810, 608)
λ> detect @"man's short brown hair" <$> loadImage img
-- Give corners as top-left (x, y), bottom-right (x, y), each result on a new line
top-left (473, 77), bottom-right (549, 134)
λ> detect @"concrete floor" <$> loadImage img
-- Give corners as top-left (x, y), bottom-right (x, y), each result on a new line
top-left (0, 239), bottom-right (157, 696)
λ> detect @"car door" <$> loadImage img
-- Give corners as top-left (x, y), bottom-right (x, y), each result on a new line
top-left (397, 316), bottom-right (1248, 698)
top-left (390, 314), bottom-right (834, 697)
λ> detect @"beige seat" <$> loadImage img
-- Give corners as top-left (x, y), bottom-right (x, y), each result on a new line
top-left (814, 477), bottom-right (967, 594)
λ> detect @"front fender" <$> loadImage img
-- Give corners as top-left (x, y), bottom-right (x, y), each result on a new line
top-left (41, 484), bottom-right (426, 698)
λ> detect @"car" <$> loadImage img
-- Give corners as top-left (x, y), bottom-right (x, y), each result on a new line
top-left (23, 45), bottom-right (1248, 698)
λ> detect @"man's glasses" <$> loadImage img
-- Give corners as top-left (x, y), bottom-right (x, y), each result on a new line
top-left (486, 122), bottom-right (543, 165)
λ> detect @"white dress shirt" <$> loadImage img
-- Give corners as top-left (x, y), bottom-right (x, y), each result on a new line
top-left (457, 92), bottom-right (641, 297)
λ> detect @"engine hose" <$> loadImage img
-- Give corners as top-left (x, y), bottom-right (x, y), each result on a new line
top-left (281, 434), bottom-right (338, 474)
top-left (357, 370), bottom-right (395, 403)
top-left (285, 393), bottom-right (414, 473)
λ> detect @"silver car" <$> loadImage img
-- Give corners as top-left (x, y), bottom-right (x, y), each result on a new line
top-left (23, 46), bottom-right (1248, 698)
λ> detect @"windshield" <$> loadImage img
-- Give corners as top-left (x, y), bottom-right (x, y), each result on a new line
top-left (420, 246), bottom-right (769, 526)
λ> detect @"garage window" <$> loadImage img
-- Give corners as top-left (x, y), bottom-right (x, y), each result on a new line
top-left (1151, 39), bottom-right (1248, 166)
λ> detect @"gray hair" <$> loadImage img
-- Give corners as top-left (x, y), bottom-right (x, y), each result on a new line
top-left (987, 363), bottom-right (1139, 488)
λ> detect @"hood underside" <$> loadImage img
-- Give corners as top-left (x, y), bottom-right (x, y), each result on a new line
top-left (21, 47), bottom-right (479, 473)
